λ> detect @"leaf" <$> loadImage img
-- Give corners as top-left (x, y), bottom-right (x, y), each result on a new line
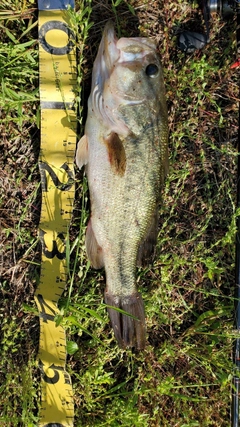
top-left (193, 308), bottom-right (226, 328)
top-left (127, 3), bottom-right (136, 15)
top-left (113, 0), bottom-right (123, 6)
top-left (18, 20), bottom-right (38, 40)
top-left (66, 340), bottom-right (79, 355)
top-left (169, 392), bottom-right (207, 402)
top-left (22, 303), bottom-right (38, 315)
top-left (5, 28), bottom-right (17, 43)
top-left (64, 315), bottom-right (105, 345)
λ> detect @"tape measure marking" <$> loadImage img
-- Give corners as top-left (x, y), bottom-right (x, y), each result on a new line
top-left (39, 21), bottom-right (75, 55)
top-left (41, 101), bottom-right (74, 109)
top-left (36, 2), bottom-right (76, 426)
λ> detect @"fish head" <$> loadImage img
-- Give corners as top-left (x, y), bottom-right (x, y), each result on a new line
top-left (90, 22), bottom-right (167, 137)
top-left (111, 37), bottom-right (164, 105)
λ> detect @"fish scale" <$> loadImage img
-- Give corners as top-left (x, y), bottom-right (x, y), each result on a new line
top-left (101, 137), bottom-right (160, 279)
top-left (76, 21), bottom-right (168, 350)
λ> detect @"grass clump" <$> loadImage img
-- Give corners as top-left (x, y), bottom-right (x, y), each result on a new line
top-left (0, 0), bottom-right (238, 426)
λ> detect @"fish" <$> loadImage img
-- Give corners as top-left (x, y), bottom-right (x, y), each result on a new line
top-left (76, 21), bottom-right (168, 350)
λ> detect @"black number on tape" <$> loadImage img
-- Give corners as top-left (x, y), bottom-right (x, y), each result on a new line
top-left (40, 360), bottom-right (71, 385)
top-left (36, 294), bottom-right (56, 323)
top-left (39, 21), bottom-right (75, 55)
top-left (39, 230), bottom-right (66, 260)
top-left (39, 162), bottom-right (74, 192)
top-left (43, 424), bottom-right (65, 427)
top-left (43, 364), bottom-right (61, 384)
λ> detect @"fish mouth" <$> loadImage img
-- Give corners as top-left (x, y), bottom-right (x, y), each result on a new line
top-left (91, 21), bottom-right (119, 93)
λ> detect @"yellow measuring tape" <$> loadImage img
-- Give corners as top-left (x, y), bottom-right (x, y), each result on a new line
top-left (35, 1), bottom-right (77, 425)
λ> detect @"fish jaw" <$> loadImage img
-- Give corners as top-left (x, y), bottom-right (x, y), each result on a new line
top-left (91, 21), bottom-right (119, 91)
top-left (89, 21), bottom-right (130, 136)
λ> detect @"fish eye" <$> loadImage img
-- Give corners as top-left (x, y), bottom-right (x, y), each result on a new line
top-left (145, 63), bottom-right (159, 77)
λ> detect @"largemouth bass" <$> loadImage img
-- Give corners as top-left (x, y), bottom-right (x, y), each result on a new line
top-left (76, 21), bottom-right (168, 350)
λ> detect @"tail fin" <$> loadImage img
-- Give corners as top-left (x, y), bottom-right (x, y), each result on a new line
top-left (104, 291), bottom-right (146, 350)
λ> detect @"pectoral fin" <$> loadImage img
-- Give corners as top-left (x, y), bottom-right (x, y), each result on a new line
top-left (103, 132), bottom-right (126, 177)
top-left (85, 219), bottom-right (104, 269)
top-left (76, 134), bottom-right (88, 169)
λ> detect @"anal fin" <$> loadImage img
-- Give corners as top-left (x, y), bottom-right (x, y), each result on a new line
top-left (85, 219), bottom-right (104, 269)
top-left (137, 209), bottom-right (159, 267)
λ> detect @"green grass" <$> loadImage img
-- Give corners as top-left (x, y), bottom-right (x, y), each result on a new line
top-left (0, 0), bottom-right (238, 426)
